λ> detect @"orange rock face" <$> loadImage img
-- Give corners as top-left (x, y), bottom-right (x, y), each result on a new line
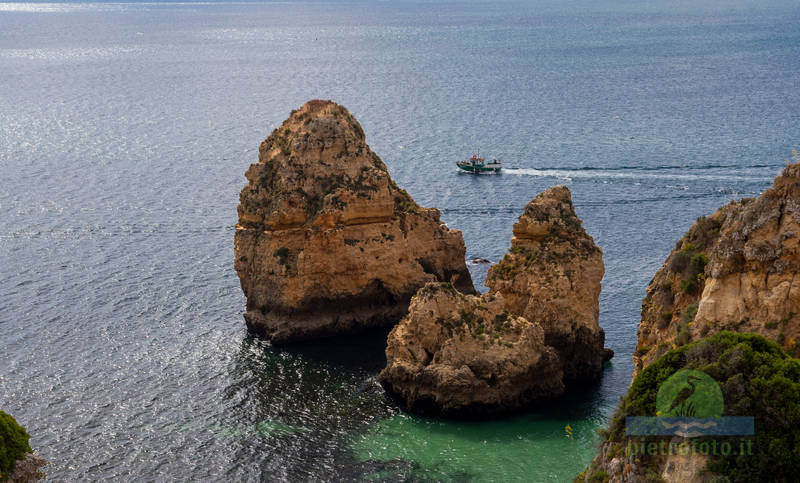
top-left (234, 100), bottom-right (474, 343)
top-left (380, 186), bottom-right (610, 417)
top-left (485, 186), bottom-right (610, 381)
top-left (634, 163), bottom-right (800, 377)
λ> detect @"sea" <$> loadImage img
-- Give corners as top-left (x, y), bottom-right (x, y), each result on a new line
top-left (1, 0), bottom-right (799, 480)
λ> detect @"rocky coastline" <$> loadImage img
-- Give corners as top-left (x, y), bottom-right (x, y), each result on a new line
top-left (582, 163), bottom-right (800, 482)
top-left (234, 103), bottom-right (800, 479)
top-left (634, 163), bottom-right (800, 377)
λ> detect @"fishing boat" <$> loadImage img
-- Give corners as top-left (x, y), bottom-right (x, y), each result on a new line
top-left (456, 154), bottom-right (502, 173)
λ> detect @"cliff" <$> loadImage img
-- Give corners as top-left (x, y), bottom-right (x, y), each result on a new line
top-left (634, 163), bottom-right (800, 376)
top-left (234, 100), bottom-right (475, 343)
top-left (486, 186), bottom-right (611, 380)
top-left (579, 332), bottom-right (800, 482)
top-left (380, 186), bottom-right (609, 416)
top-left (583, 163), bottom-right (800, 482)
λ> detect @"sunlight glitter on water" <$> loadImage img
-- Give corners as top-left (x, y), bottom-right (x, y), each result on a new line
top-left (1, 0), bottom-right (799, 479)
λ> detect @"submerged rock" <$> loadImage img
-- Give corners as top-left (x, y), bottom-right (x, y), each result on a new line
top-left (486, 186), bottom-right (611, 381)
top-left (634, 163), bottom-right (800, 377)
top-left (234, 100), bottom-right (475, 343)
top-left (381, 186), bottom-right (609, 416)
top-left (380, 283), bottom-right (564, 417)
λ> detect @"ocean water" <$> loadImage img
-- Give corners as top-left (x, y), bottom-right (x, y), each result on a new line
top-left (1, 0), bottom-right (799, 480)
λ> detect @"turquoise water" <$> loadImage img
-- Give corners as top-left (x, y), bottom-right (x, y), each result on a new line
top-left (1, 0), bottom-right (799, 479)
top-left (351, 395), bottom-right (604, 481)
top-left (353, 416), bottom-right (595, 481)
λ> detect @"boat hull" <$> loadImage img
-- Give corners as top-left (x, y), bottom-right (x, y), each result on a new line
top-left (457, 164), bottom-right (501, 173)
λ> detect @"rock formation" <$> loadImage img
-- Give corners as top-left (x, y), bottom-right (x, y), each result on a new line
top-left (580, 332), bottom-right (800, 483)
top-left (634, 163), bottom-right (800, 376)
top-left (234, 100), bottom-right (475, 343)
top-left (0, 410), bottom-right (45, 482)
top-left (380, 186), bottom-right (610, 416)
top-left (6, 453), bottom-right (47, 482)
top-left (380, 283), bottom-right (564, 417)
top-left (485, 185), bottom-right (611, 380)
top-left (582, 163), bottom-right (800, 482)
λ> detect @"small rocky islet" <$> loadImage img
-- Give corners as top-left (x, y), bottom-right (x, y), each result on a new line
top-left (380, 186), bottom-right (613, 416)
top-left (234, 101), bottom-right (800, 481)
top-left (380, 284), bottom-right (566, 417)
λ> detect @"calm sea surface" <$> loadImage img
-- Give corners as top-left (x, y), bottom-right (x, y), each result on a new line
top-left (1, 0), bottom-right (799, 480)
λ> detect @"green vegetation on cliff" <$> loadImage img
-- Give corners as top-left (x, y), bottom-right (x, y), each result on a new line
top-left (603, 332), bottom-right (800, 481)
top-left (0, 410), bottom-right (32, 480)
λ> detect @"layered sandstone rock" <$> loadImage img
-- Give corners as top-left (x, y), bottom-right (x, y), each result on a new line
top-left (380, 186), bottom-right (610, 416)
top-left (634, 163), bottom-right (800, 376)
top-left (485, 186), bottom-right (611, 380)
top-left (379, 283), bottom-right (564, 417)
top-left (234, 100), bottom-right (475, 343)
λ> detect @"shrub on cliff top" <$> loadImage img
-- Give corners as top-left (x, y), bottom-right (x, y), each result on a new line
top-left (669, 245), bottom-right (709, 293)
top-left (0, 410), bottom-right (32, 479)
top-left (604, 332), bottom-right (800, 481)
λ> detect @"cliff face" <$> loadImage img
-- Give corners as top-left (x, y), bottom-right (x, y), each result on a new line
top-left (379, 283), bottom-right (564, 417)
top-left (234, 100), bottom-right (475, 343)
top-left (380, 186), bottom-right (609, 416)
top-left (485, 186), bottom-right (610, 380)
top-left (582, 164), bottom-right (800, 482)
top-left (634, 164), bottom-right (800, 376)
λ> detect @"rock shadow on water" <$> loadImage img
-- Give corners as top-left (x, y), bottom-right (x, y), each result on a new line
top-left (267, 325), bottom-right (393, 374)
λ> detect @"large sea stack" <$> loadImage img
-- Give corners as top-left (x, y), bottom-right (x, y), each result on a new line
top-left (380, 186), bottom-right (611, 417)
top-left (234, 100), bottom-right (475, 343)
